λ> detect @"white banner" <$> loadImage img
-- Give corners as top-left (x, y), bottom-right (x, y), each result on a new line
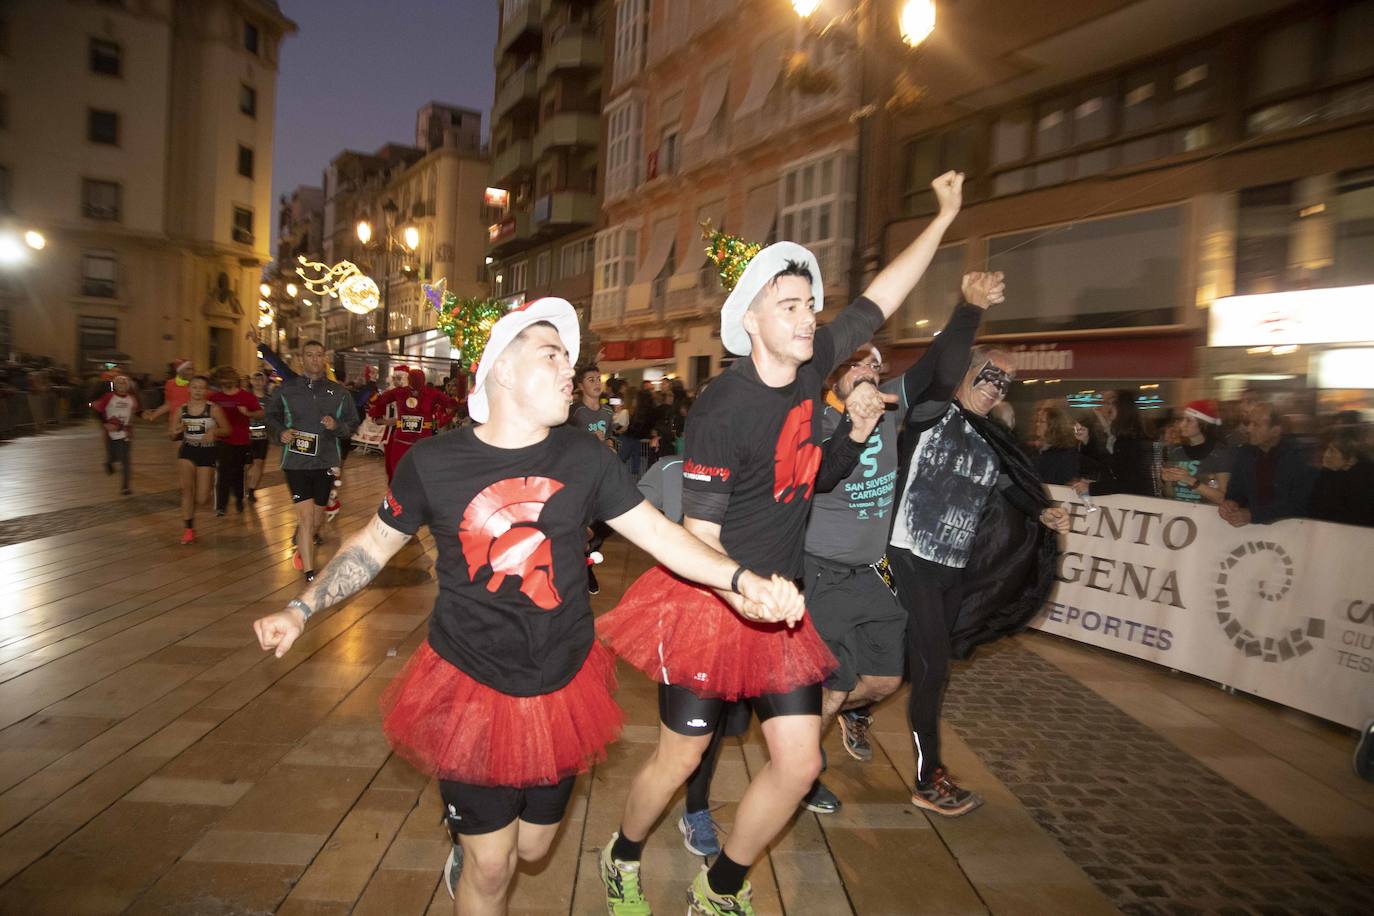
top-left (1030, 487), bottom-right (1374, 730)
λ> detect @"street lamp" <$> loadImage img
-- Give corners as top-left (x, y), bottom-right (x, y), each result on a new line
top-left (259, 282), bottom-right (272, 297)
top-left (285, 282), bottom-right (298, 297)
top-left (899, 0), bottom-right (936, 47)
top-left (792, 0), bottom-right (822, 16)
top-left (23, 230), bottom-right (45, 251)
top-left (355, 198), bottom-right (421, 345)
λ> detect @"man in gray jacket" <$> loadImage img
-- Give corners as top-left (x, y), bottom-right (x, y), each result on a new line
top-left (265, 340), bottom-right (358, 581)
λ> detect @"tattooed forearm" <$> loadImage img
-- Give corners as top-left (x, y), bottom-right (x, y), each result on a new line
top-left (298, 544), bottom-right (383, 616)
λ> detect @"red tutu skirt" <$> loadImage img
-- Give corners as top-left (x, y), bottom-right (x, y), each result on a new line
top-left (596, 566), bottom-right (836, 700)
top-left (379, 640), bottom-right (623, 787)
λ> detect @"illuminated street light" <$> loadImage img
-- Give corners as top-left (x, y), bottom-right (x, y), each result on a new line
top-left (402, 225), bottom-right (421, 251)
top-left (0, 235), bottom-right (25, 265)
top-left (285, 282), bottom-right (298, 297)
top-left (259, 282), bottom-right (272, 297)
top-left (356, 220), bottom-right (373, 245)
top-left (792, 0), bottom-right (822, 17)
top-left (899, 0), bottom-right (936, 47)
top-left (23, 230), bottom-right (45, 250)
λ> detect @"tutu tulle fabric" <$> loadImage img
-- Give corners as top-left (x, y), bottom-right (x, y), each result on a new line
top-left (596, 565), bottom-right (836, 700)
top-left (379, 640), bottom-right (622, 787)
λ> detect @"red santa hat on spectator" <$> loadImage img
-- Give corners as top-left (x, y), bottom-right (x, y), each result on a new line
top-left (1184, 399), bottom-right (1221, 425)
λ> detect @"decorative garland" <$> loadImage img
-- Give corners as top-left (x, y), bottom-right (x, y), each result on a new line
top-left (424, 278), bottom-right (509, 371)
top-left (701, 221), bottom-right (762, 294)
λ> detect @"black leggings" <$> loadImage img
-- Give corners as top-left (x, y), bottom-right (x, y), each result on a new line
top-left (890, 549), bottom-right (964, 786)
top-left (105, 437), bottom-right (131, 489)
top-left (215, 443), bottom-right (250, 510)
top-left (684, 701), bottom-right (753, 814)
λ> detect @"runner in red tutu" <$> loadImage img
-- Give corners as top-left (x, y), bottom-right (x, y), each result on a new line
top-left (252, 297), bottom-right (803, 916)
top-left (597, 171), bottom-right (967, 916)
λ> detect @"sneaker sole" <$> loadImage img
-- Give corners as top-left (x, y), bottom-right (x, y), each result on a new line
top-left (678, 818), bottom-right (719, 857)
top-left (802, 801), bottom-right (840, 814)
top-left (910, 793), bottom-right (983, 818)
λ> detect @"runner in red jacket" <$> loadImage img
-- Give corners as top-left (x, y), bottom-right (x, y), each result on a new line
top-left (368, 367), bottom-right (457, 480)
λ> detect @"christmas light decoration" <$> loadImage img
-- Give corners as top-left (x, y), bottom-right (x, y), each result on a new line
top-left (424, 278), bottom-right (510, 370)
top-left (296, 256), bottom-right (379, 314)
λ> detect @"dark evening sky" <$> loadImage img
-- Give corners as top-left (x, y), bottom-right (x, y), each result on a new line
top-left (271, 0), bottom-right (499, 244)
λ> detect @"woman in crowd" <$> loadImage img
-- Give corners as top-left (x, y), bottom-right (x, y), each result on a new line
top-left (620, 387), bottom-right (657, 476)
top-left (1073, 388), bottom-right (1155, 498)
top-left (171, 376), bottom-right (228, 544)
top-left (1031, 403), bottom-right (1081, 485)
top-left (1310, 427), bottom-right (1374, 527)
top-left (1160, 400), bottom-right (1232, 506)
top-left (246, 369), bottom-right (272, 502)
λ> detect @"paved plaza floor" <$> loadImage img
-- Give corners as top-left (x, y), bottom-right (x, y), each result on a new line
top-left (0, 426), bottom-right (1371, 915)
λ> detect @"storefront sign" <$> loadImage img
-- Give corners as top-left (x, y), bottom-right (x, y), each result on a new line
top-left (887, 332), bottom-right (1196, 379)
top-left (600, 338), bottom-right (675, 362)
top-left (484, 187), bottom-right (510, 209)
top-left (1209, 284), bottom-right (1374, 346)
top-left (1032, 487), bottom-right (1374, 729)
top-left (1311, 348), bottom-right (1374, 389)
top-left (488, 217), bottom-right (516, 244)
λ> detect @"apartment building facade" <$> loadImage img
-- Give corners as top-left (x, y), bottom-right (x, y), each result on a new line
top-left (0, 0), bottom-right (294, 373)
top-left (868, 0), bottom-right (1374, 416)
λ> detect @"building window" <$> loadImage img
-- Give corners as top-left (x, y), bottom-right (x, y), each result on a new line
top-left (534, 251), bottom-right (551, 287)
top-left (77, 316), bottom-right (118, 366)
top-left (237, 145), bottom-right (254, 179)
top-left (592, 224), bottom-right (639, 321)
top-left (240, 84), bottom-right (257, 117)
top-left (658, 124), bottom-right (680, 178)
top-left (509, 260), bottom-right (528, 292)
top-left (901, 124), bottom-right (976, 215)
top-left (984, 206), bottom-right (1184, 334)
top-left (779, 150), bottom-right (857, 287)
top-left (81, 178), bottom-right (121, 221)
top-left (243, 20), bottom-right (259, 55)
top-left (606, 96), bottom-right (644, 200)
top-left (81, 251), bottom-right (117, 298)
top-left (89, 38), bottom-right (121, 76)
top-left (88, 109), bottom-right (119, 145)
top-left (560, 237), bottom-right (594, 278)
top-left (613, 0), bottom-right (648, 87)
top-left (232, 207), bottom-right (254, 244)
top-left (898, 243), bottom-right (965, 339)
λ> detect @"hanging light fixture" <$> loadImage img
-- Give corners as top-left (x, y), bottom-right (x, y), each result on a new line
top-left (791, 0), bottom-right (822, 17)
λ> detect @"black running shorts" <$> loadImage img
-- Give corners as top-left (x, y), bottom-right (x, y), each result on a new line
top-left (803, 554), bottom-right (907, 693)
top-left (249, 439), bottom-right (269, 461)
top-left (285, 468), bottom-right (333, 506)
top-left (658, 681), bottom-right (820, 737)
top-left (178, 444), bottom-right (217, 468)
top-left (438, 775), bottom-right (577, 836)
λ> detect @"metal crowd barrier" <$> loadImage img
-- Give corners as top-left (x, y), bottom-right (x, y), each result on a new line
top-left (0, 389), bottom-right (81, 439)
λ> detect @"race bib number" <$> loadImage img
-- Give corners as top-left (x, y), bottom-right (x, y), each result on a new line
top-left (872, 555), bottom-right (898, 596)
top-left (400, 415), bottom-right (424, 433)
top-left (290, 431), bottom-right (319, 456)
top-left (183, 418), bottom-right (210, 441)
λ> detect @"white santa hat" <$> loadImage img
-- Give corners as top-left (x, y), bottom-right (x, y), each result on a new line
top-left (719, 242), bottom-right (824, 356)
top-left (467, 297), bottom-right (580, 424)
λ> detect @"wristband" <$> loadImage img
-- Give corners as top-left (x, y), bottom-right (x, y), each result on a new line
top-left (730, 566), bottom-right (746, 595)
top-left (287, 598), bottom-right (314, 621)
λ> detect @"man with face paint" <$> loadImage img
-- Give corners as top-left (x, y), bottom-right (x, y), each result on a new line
top-left (889, 344), bottom-right (1070, 817)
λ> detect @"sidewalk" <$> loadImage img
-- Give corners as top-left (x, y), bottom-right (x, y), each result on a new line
top-left (0, 429), bottom-right (1369, 914)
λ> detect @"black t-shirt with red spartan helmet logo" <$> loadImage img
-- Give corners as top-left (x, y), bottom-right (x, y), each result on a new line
top-left (378, 426), bottom-right (644, 696)
top-left (682, 297), bottom-right (885, 580)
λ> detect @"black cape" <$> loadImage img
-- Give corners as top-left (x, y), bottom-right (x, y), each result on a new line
top-left (947, 407), bottom-right (1061, 659)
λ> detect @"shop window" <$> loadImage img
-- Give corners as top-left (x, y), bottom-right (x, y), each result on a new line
top-left (984, 206), bottom-right (1183, 334)
top-left (897, 243), bottom-right (965, 339)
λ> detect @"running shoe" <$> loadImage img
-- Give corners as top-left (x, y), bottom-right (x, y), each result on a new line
top-left (292, 552), bottom-right (303, 571)
top-left (587, 564), bottom-right (600, 596)
top-left (1356, 717), bottom-right (1374, 782)
top-left (599, 834), bottom-right (650, 915)
top-left (911, 768), bottom-right (983, 818)
top-left (215, 508), bottom-right (226, 517)
top-left (246, 490), bottom-right (256, 504)
top-left (443, 842), bottom-right (463, 899)
top-left (180, 529), bottom-right (195, 545)
top-left (837, 709), bottom-right (874, 762)
top-left (679, 809), bottom-right (721, 856)
top-left (801, 782), bottom-right (841, 814)
top-left (687, 866), bottom-right (754, 915)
